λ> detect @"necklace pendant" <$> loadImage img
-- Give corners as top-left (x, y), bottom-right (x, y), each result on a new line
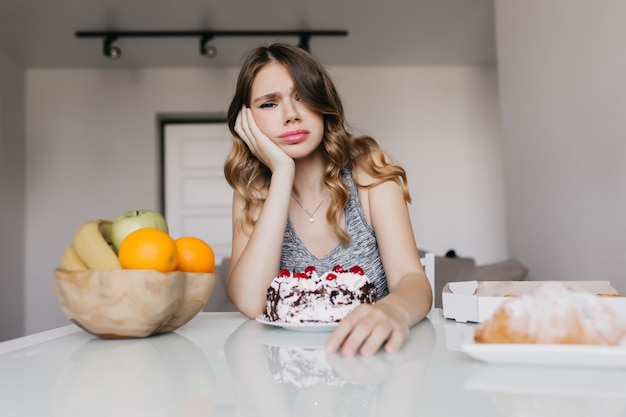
top-left (291, 193), bottom-right (325, 225)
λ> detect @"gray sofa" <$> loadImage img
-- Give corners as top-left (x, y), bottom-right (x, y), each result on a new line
top-left (421, 250), bottom-right (528, 308)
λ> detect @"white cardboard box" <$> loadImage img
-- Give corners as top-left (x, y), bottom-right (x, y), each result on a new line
top-left (441, 280), bottom-right (621, 323)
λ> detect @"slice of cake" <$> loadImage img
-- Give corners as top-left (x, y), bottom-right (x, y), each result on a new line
top-left (264, 265), bottom-right (377, 324)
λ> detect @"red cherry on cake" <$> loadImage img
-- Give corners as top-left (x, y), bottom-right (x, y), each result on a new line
top-left (332, 265), bottom-right (345, 273)
top-left (325, 273), bottom-right (337, 281)
top-left (278, 269), bottom-right (291, 278)
top-left (294, 272), bottom-right (309, 279)
top-left (304, 266), bottom-right (316, 277)
top-left (349, 266), bottom-right (365, 275)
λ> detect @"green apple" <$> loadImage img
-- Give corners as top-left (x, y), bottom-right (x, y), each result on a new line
top-left (110, 209), bottom-right (169, 253)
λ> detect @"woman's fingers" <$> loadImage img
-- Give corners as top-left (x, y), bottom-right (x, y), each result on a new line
top-left (235, 107), bottom-right (267, 152)
top-left (243, 108), bottom-right (258, 140)
top-left (325, 304), bottom-right (409, 357)
top-left (235, 107), bottom-right (254, 147)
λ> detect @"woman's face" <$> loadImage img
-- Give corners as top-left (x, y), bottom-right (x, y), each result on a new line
top-left (249, 62), bottom-right (324, 160)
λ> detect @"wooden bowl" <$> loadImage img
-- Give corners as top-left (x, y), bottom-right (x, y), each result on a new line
top-left (54, 268), bottom-right (218, 338)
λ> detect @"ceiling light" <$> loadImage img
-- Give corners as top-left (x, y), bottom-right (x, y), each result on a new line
top-left (103, 36), bottom-right (121, 60)
top-left (200, 35), bottom-right (217, 58)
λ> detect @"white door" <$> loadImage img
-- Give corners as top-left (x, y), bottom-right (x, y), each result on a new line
top-left (164, 123), bottom-right (233, 266)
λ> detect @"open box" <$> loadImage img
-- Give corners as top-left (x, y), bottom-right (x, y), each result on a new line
top-left (442, 280), bottom-right (624, 323)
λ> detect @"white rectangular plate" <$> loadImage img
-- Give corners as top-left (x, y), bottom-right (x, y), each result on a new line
top-left (461, 342), bottom-right (626, 369)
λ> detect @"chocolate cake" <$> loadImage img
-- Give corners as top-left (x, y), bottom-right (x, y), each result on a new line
top-left (264, 265), bottom-right (377, 323)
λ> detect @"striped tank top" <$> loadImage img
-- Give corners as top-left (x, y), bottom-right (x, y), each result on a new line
top-left (280, 166), bottom-right (389, 299)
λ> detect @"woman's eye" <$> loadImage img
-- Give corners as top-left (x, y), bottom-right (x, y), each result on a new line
top-left (259, 102), bottom-right (276, 109)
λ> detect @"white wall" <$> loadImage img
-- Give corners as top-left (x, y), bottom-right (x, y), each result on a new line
top-left (332, 66), bottom-right (507, 263)
top-left (0, 48), bottom-right (26, 341)
top-left (496, 0), bottom-right (626, 293)
top-left (24, 65), bottom-right (505, 335)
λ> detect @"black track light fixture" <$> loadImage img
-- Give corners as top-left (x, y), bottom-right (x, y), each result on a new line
top-left (103, 36), bottom-right (121, 60)
top-left (77, 30), bottom-right (348, 60)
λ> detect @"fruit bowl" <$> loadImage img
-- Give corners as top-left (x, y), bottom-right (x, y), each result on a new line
top-left (54, 268), bottom-right (218, 338)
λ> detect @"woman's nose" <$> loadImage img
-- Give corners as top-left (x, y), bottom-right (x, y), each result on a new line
top-left (284, 100), bottom-right (301, 124)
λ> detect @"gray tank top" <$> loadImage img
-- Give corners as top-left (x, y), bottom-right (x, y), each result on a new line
top-left (280, 166), bottom-right (389, 299)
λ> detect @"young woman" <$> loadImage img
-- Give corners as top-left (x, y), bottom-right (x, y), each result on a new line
top-left (224, 43), bottom-right (432, 356)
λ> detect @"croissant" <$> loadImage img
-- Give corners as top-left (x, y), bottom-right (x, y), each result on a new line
top-left (474, 283), bottom-right (626, 345)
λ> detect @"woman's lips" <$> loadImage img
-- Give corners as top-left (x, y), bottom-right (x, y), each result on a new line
top-left (278, 129), bottom-right (309, 143)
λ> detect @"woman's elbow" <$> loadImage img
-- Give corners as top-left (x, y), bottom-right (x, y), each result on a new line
top-left (225, 281), bottom-right (265, 318)
top-left (237, 303), bottom-right (264, 319)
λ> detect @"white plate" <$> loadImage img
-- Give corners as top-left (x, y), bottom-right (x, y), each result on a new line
top-left (256, 316), bottom-right (338, 332)
top-left (461, 342), bottom-right (626, 369)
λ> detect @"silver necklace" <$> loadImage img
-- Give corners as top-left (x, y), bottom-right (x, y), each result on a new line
top-left (291, 193), bottom-right (325, 223)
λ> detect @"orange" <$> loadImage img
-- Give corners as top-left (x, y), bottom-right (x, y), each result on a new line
top-left (118, 228), bottom-right (178, 272)
top-left (174, 236), bottom-right (215, 273)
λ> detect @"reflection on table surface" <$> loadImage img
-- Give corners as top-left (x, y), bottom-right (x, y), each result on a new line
top-left (0, 330), bottom-right (216, 417)
top-left (465, 364), bottom-right (626, 417)
top-left (225, 318), bottom-right (436, 417)
top-left (53, 333), bottom-right (215, 417)
top-left (2, 311), bottom-right (626, 417)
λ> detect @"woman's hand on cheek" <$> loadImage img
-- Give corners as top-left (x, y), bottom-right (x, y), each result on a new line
top-left (325, 303), bottom-right (410, 357)
top-left (235, 107), bottom-right (293, 173)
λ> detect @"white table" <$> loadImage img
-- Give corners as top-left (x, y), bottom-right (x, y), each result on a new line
top-left (1, 310), bottom-right (625, 417)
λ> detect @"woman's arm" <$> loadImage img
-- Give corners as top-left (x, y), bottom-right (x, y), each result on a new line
top-left (326, 169), bottom-right (432, 356)
top-left (370, 177), bottom-right (432, 326)
top-left (226, 108), bottom-right (295, 318)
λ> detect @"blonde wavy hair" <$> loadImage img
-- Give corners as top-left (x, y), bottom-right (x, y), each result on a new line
top-left (224, 43), bottom-right (411, 246)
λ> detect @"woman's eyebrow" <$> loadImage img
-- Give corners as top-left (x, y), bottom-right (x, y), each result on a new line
top-left (252, 92), bottom-right (279, 104)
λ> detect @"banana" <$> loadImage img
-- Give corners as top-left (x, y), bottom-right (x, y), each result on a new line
top-left (98, 220), bottom-right (115, 248)
top-left (72, 219), bottom-right (122, 269)
top-left (61, 244), bottom-right (88, 270)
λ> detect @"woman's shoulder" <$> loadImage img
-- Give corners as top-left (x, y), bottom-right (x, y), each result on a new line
top-left (350, 160), bottom-right (377, 188)
top-left (351, 157), bottom-right (409, 206)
